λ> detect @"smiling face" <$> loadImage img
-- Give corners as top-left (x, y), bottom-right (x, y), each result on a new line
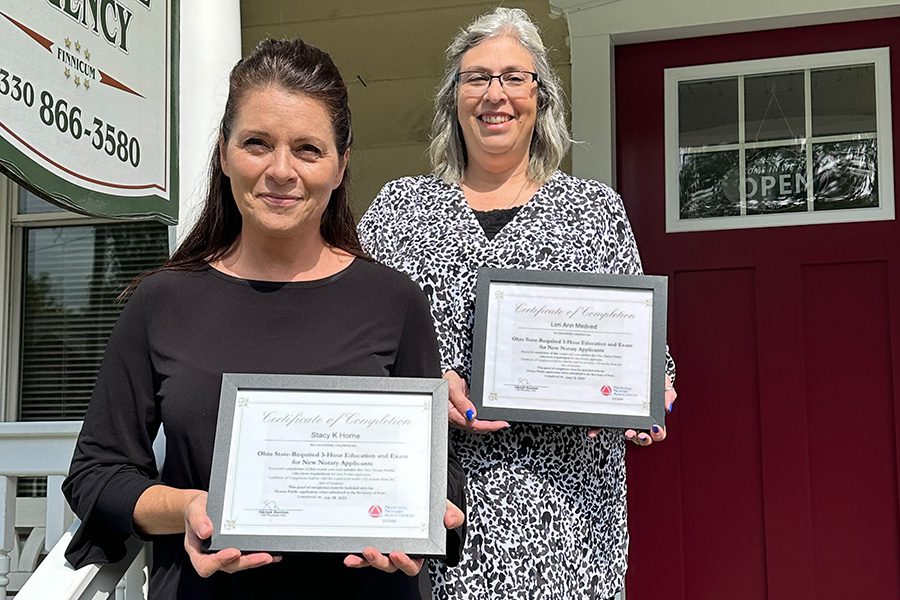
top-left (456, 35), bottom-right (538, 171)
top-left (220, 85), bottom-right (347, 242)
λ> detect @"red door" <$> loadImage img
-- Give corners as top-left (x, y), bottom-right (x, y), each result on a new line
top-left (615, 18), bottom-right (900, 600)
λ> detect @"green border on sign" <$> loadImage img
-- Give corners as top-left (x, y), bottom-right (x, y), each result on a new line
top-left (0, 0), bottom-right (180, 225)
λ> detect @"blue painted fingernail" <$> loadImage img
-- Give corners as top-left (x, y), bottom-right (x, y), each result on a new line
top-left (651, 424), bottom-right (660, 434)
top-left (667, 403), bottom-right (674, 414)
top-left (465, 409), bottom-right (475, 421)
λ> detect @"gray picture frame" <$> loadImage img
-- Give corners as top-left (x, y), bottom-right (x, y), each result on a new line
top-left (470, 268), bottom-right (668, 430)
top-left (206, 374), bottom-right (449, 557)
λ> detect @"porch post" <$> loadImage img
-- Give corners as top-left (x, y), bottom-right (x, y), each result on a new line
top-left (568, 32), bottom-right (616, 186)
top-left (172, 0), bottom-right (242, 252)
top-left (549, 2), bottom-right (618, 185)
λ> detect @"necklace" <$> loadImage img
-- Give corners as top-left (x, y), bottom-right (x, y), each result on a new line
top-left (507, 177), bottom-right (531, 209)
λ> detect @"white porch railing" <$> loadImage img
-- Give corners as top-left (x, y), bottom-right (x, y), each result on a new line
top-left (17, 524), bottom-right (147, 600)
top-left (0, 422), bottom-right (149, 599)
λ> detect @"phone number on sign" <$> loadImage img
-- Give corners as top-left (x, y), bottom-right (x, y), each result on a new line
top-left (0, 67), bottom-right (142, 168)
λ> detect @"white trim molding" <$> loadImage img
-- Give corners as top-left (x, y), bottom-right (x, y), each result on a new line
top-left (0, 179), bottom-right (11, 422)
top-left (551, 0), bottom-right (900, 43)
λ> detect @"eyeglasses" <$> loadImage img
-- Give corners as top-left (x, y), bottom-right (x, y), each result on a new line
top-left (456, 71), bottom-right (539, 96)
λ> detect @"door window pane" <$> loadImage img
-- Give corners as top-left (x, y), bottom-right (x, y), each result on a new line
top-left (811, 65), bottom-right (876, 136)
top-left (679, 150), bottom-right (740, 218)
top-left (813, 139), bottom-right (878, 211)
top-left (745, 145), bottom-right (807, 214)
top-left (678, 78), bottom-right (739, 147)
top-left (744, 71), bottom-right (805, 142)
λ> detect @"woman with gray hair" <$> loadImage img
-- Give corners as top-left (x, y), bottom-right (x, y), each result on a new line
top-left (359, 7), bottom-right (676, 599)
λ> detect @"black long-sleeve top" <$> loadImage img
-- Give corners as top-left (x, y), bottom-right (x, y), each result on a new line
top-left (63, 260), bottom-right (465, 600)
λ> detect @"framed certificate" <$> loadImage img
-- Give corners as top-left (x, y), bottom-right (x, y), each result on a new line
top-left (206, 374), bottom-right (448, 556)
top-left (470, 268), bottom-right (668, 430)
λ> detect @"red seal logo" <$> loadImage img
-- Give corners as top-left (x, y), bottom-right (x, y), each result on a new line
top-left (368, 505), bottom-right (382, 518)
top-left (600, 385), bottom-right (613, 396)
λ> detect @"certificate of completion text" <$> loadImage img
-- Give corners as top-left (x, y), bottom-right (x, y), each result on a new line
top-left (482, 281), bottom-right (654, 416)
top-left (219, 390), bottom-right (433, 539)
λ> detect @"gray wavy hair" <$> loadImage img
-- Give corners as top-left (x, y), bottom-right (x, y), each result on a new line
top-left (429, 7), bottom-right (571, 183)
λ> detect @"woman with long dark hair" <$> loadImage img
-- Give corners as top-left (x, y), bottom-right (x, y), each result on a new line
top-left (64, 38), bottom-right (464, 600)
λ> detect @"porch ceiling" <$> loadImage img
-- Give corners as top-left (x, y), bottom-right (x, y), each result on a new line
top-left (239, 1), bottom-right (571, 207)
top-left (241, 1), bottom-right (570, 148)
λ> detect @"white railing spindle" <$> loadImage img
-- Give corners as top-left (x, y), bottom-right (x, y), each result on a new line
top-left (0, 474), bottom-right (13, 600)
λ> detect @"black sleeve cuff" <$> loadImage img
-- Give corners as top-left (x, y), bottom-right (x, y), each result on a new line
top-left (65, 473), bottom-right (158, 568)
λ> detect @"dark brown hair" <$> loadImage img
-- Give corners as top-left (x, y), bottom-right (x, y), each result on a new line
top-left (126, 39), bottom-right (365, 296)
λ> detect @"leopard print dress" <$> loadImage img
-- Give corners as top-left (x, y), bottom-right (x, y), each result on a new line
top-left (359, 171), bottom-right (675, 600)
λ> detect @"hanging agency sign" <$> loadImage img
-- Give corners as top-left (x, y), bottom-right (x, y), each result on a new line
top-left (0, 0), bottom-right (178, 223)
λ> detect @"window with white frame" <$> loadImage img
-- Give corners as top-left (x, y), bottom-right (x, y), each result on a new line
top-left (664, 48), bottom-right (894, 232)
top-left (3, 180), bottom-right (170, 423)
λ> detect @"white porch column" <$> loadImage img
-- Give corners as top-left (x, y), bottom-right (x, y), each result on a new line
top-left (568, 32), bottom-right (615, 186)
top-left (171, 0), bottom-right (242, 252)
